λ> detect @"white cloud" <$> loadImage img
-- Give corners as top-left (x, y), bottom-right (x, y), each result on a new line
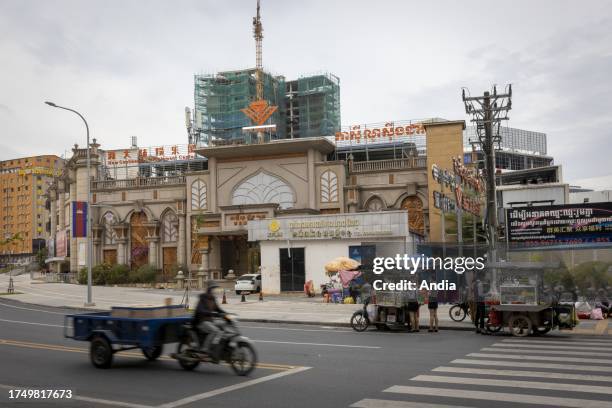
top-left (0, 0), bottom-right (610, 181)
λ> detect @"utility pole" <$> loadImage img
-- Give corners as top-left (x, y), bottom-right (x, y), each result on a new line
top-left (461, 85), bottom-right (511, 248)
top-left (462, 85), bottom-right (512, 291)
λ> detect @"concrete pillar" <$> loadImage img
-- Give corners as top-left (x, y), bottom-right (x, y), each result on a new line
top-left (50, 193), bottom-right (57, 236)
top-left (58, 183), bottom-right (66, 229)
top-left (208, 157), bottom-right (217, 211)
top-left (198, 248), bottom-right (209, 288)
top-left (69, 181), bottom-right (77, 272)
top-left (147, 236), bottom-right (159, 269)
top-left (93, 241), bottom-right (100, 266)
top-left (117, 239), bottom-right (127, 265)
top-left (177, 214), bottom-right (186, 266)
top-left (307, 148), bottom-right (316, 209)
top-left (175, 271), bottom-right (185, 289)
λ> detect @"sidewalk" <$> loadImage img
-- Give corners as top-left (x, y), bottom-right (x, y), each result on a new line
top-left (0, 273), bottom-right (607, 333)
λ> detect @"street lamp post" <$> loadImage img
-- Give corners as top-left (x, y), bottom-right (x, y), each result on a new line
top-left (45, 101), bottom-right (94, 306)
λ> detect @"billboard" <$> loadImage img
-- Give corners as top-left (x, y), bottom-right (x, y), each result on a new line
top-left (506, 202), bottom-right (612, 245)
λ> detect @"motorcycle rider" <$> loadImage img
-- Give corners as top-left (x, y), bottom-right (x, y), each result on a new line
top-left (193, 283), bottom-right (227, 356)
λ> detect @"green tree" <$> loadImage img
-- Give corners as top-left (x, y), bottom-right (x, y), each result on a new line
top-left (35, 248), bottom-right (48, 270)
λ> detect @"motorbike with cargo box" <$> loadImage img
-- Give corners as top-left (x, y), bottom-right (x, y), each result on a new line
top-left (64, 304), bottom-right (257, 375)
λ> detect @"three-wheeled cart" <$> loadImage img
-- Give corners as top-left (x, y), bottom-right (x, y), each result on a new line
top-left (350, 290), bottom-right (415, 331)
top-left (64, 311), bottom-right (191, 368)
top-left (487, 303), bottom-right (574, 336)
top-left (485, 272), bottom-right (577, 336)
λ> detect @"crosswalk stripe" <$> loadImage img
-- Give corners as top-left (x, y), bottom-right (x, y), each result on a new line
top-left (384, 385), bottom-right (612, 408)
top-left (502, 339), bottom-right (612, 346)
top-left (481, 347), bottom-right (612, 357)
top-left (490, 342), bottom-right (611, 352)
top-left (468, 352), bottom-right (612, 364)
top-left (432, 366), bottom-right (612, 382)
top-left (411, 374), bottom-right (612, 395)
top-left (451, 358), bottom-right (612, 372)
top-left (351, 399), bottom-right (472, 408)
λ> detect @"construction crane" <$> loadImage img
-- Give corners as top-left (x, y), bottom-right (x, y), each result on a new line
top-left (241, 0), bottom-right (277, 144)
top-left (253, 0), bottom-right (264, 101)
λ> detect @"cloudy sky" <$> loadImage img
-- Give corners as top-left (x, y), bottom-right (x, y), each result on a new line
top-left (1, 0), bottom-right (611, 188)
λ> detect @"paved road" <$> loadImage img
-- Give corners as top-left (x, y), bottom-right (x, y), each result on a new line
top-left (1, 298), bottom-right (612, 408)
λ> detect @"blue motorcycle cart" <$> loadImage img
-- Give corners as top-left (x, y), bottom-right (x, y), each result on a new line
top-left (64, 306), bottom-right (191, 369)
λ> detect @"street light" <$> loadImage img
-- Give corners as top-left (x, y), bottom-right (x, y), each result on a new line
top-left (45, 101), bottom-right (94, 306)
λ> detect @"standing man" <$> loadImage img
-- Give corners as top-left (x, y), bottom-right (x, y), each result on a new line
top-left (473, 278), bottom-right (486, 334)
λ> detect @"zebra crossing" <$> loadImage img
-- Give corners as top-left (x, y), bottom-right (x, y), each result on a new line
top-left (351, 336), bottom-right (612, 408)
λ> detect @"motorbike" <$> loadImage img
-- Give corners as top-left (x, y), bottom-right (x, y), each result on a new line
top-left (172, 314), bottom-right (257, 376)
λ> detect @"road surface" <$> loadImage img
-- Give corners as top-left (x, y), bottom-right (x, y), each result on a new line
top-left (1, 298), bottom-right (611, 407)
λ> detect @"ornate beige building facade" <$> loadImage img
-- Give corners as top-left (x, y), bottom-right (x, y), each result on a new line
top-left (46, 120), bottom-right (466, 291)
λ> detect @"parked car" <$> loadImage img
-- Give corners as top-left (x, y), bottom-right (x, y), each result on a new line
top-left (235, 274), bottom-right (261, 295)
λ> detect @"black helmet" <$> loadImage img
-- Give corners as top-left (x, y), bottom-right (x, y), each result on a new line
top-left (206, 282), bottom-right (221, 294)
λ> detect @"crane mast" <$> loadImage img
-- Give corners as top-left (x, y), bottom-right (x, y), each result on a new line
top-left (253, 0), bottom-right (263, 100)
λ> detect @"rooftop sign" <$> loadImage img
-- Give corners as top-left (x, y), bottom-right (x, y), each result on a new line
top-left (334, 120), bottom-right (426, 146)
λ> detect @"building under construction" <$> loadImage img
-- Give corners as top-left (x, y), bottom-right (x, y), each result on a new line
top-left (193, 70), bottom-right (340, 145)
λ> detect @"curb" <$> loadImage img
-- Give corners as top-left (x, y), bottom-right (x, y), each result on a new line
top-left (0, 297), bottom-right (476, 331)
top-left (239, 318), bottom-right (475, 331)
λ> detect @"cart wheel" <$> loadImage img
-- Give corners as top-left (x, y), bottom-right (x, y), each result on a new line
top-left (350, 311), bottom-right (369, 332)
top-left (176, 331), bottom-right (200, 371)
top-left (90, 335), bottom-right (113, 369)
top-left (229, 342), bottom-right (257, 376)
top-left (533, 326), bottom-right (552, 336)
top-left (485, 321), bottom-right (503, 333)
top-left (509, 315), bottom-right (532, 337)
top-left (449, 305), bottom-right (467, 322)
top-left (142, 345), bottom-right (163, 361)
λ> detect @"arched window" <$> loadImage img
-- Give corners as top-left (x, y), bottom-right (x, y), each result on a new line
top-left (366, 197), bottom-right (384, 212)
top-left (161, 211), bottom-right (178, 243)
top-left (232, 172), bottom-right (294, 209)
top-left (401, 196), bottom-right (424, 235)
top-left (191, 179), bottom-right (207, 210)
top-left (320, 170), bottom-right (338, 203)
top-left (103, 212), bottom-right (117, 245)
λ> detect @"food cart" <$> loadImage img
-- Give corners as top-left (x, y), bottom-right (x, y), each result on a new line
top-left (350, 290), bottom-right (417, 331)
top-left (486, 262), bottom-right (577, 336)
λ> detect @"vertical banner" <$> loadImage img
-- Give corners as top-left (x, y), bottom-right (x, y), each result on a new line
top-left (56, 231), bottom-right (67, 257)
top-left (72, 201), bottom-right (88, 238)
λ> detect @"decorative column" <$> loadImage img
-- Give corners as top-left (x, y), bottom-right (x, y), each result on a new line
top-left (177, 213), bottom-right (186, 267)
top-left (49, 189), bottom-right (57, 236)
top-left (92, 225), bottom-right (102, 266)
top-left (116, 239), bottom-right (127, 265)
top-left (198, 246), bottom-right (209, 288)
top-left (208, 156), bottom-right (217, 211)
top-left (58, 183), bottom-right (66, 229)
top-left (145, 222), bottom-right (160, 270)
top-left (146, 236), bottom-right (159, 269)
top-left (113, 224), bottom-right (128, 266)
top-left (307, 148), bottom-right (316, 209)
top-left (69, 175), bottom-right (78, 272)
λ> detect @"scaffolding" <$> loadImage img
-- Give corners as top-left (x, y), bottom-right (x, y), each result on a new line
top-left (286, 73), bottom-right (341, 139)
top-left (194, 69), bottom-right (286, 145)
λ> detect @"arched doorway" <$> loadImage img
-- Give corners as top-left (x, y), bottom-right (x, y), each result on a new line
top-left (401, 196), bottom-right (424, 236)
top-left (130, 212), bottom-right (149, 269)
